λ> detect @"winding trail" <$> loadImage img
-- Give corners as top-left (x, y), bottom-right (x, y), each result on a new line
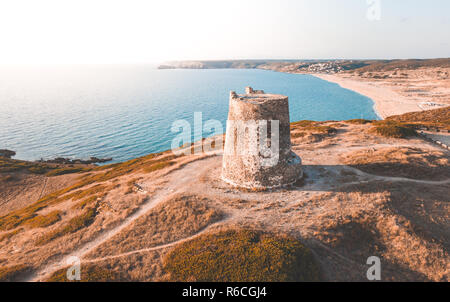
top-left (37, 177), bottom-right (48, 201)
top-left (344, 165), bottom-right (450, 185)
top-left (25, 156), bottom-right (217, 282)
top-left (84, 220), bottom-right (225, 263)
top-left (22, 152), bottom-right (449, 282)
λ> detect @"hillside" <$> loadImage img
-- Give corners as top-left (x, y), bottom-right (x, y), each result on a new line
top-left (1, 114), bottom-right (449, 282)
top-left (158, 58), bottom-right (450, 74)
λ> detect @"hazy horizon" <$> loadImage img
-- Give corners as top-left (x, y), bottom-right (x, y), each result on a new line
top-left (0, 0), bottom-right (449, 64)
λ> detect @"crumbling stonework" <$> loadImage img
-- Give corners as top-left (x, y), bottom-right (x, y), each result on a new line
top-left (222, 87), bottom-right (302, 189)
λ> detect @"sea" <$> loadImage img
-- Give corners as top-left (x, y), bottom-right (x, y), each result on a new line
top-left (0, 65), bottom-right (379, 163)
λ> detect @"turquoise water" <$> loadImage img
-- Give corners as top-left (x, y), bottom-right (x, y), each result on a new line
top-left (0, 65), bottom-right (378, 163)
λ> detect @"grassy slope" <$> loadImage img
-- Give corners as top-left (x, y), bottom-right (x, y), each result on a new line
top-left (163, 229), bottom-right (322, 282)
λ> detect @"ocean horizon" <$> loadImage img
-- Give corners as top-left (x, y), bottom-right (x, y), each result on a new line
top-left (0, 65), bottom-right (379, 163)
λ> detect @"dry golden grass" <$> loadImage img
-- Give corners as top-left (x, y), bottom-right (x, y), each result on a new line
top-left (45, 167), bottom-right (89, 176)
top-left (45, 250), bottom-right (166, 282)
top-left (3, 122), bottom-right (449, 282)
top-left (0, 156), bottom-right (91, 176)
top-left (387, 106), bottom-right (450, 131)
top-left (345, 119), bottom-right (374, 125)
top-left (0, 174), bottom-right (17, 182)
top-left (371, 120), bottom-right (417, 138)
top-left (341, 147), bottom-right (450, 180)
top-left (0, 264), bottom-right (32, 282)
top-left (0, 184), bottom-right (106, 231)
top-left (72, 195), bottom-right (100, 210)
top-left (306, 182), bottom-right (449, 281)
top-left (36, 206), bottom-right (98, 245)
top-left (86, 194), bottom-right (223, 259)
top-left (290, 120), bottom-right (338, 144)
top-left (291, 120), bottom-right (337, 134)
top-left (0, 151), bottom-right (182, 232)
top-left (22, 210), bottom-right (61, 229)
top-left (163, 228), bottom-right (322, 282)
top-left (0, 228), bottom-right (23, 242)
top-left (142, 161), bottom-right (175, 173)
top-left (46, 265), bottom-right (122, 282)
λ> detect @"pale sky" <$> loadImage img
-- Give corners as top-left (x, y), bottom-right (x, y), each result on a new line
top-left (0, 0), bottom-right (448, 64)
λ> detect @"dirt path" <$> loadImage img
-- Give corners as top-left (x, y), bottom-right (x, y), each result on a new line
top-left (84, 220), bottom-right (226, 263)
top-left (37, 177), bottom-right (48, 201)
top-left (344, 166), bottom-right (450, 185)
top-left (20, 150), bottom-right (450, 282)
top-left (25, 156), bottom-right (217, 282)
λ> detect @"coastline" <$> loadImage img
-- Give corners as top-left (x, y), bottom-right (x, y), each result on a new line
top-left (158, 59), bottom-right (450, 121)
top-left (311, 73), bottom-right (423, 120)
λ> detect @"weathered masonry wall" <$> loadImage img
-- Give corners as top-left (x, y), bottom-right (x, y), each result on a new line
top-left (222, 87), bottom-right (303, 189)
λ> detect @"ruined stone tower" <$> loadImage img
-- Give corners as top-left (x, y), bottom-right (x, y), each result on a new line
top-left (221, 87), bottom-right (302, 189)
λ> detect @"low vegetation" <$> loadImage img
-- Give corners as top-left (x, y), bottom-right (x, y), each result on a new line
top-left (0, 265), bottom-right (32, 282)
top-left (163, 229), bottom-right (322, 282)
top-left (0, 157), bottom-right (50, 174)
top-left (36, 206), bottom-right (98, 245)
top-left (350, 58), bottom-right (450, 73)
top-left (23, 210), bottom-right (61, 229)
top-left (371, 120), bottom-right (417, 138)
top-left (45, 167), bottom-right (89, 177)
top-left (291, 120), bottom-right (337, 138)
top-left (0, 228), bottom-right (23, 242)
top-left (0, 184), bottom-right (107, 231)
top-left (386, 106), bottom-right (450, 131)
top-left (0, 151), bottom-right (181, 233)
top-left (0, 156), bottom-right (91, 176)
top-left (142, 161), bottom-right (175, 173)
top-left (46, 265), bottom-right (121, 282)
top-left (341, 147), bottom-right (450, 180)
top-left (345, 119), bottom-right (373, 125)
top-left (87, 195), bottom-right (223, 258)
top-left (0, 174), bottom-right (17, 182)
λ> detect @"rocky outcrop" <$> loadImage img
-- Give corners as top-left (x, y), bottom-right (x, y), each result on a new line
top-left (0, 149), bottom-right (16, 159)
top-left (37, 157), bottom-right (112, 165)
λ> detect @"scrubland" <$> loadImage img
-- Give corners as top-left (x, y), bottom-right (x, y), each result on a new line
top-left (1, 108), bottom-right (449, 282)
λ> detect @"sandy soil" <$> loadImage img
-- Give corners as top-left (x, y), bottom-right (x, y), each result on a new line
top-left (314, 67), bottom-right (450, 119)
top-left (0, 173), bottom-right (82, 216)
top-left (2, 122), bottom-right (448, 282)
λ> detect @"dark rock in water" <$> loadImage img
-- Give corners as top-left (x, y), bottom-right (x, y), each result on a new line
top-left (37, 156), bottom-right (112, 165)
top-left (0, 149), bottom-right (16, 158)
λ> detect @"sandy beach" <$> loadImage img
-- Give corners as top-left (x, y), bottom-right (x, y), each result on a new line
top-left (313, 74), bottom-right (420, 119)
top-left (313, 68), bottom-right (450, 119)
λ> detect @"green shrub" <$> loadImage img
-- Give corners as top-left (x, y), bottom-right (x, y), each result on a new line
top-left (163, 229), bottom-right (322, 282)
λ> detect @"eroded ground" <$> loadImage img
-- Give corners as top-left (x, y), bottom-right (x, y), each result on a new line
top-left (0, 122), bottom-right (449, 282)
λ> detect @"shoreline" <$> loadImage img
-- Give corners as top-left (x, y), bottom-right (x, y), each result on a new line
top-left (311, 73), bottom-right (423, 120)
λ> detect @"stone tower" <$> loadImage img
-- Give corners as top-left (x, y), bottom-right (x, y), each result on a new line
top-left (221, 87), bottom-right (302, 189)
